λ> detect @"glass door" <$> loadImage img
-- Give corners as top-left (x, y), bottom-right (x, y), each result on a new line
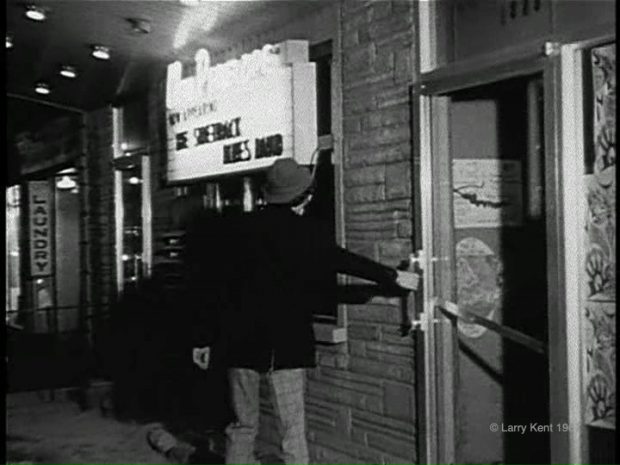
top-left (417, 71), bottom-right (553, 464)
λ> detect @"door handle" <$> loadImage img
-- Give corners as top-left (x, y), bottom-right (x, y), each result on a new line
top-left (411, 312), bottom-right (442, 332)
top-left (409, 250), bottom-right (426, 271)
top-left (410, 298), bottom-right (443, 333)
top-left (408, 251), bottom-right (446, 271)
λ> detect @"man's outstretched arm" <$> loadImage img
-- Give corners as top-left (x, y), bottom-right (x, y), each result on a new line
top-left (333, 246), bottom-right (419, 291)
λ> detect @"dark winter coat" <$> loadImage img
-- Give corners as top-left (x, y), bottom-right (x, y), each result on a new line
top-left (185, 206), bottom-right (397, 372)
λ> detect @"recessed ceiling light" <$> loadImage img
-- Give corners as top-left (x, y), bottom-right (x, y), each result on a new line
top-left (6, 34), bottom-right (13, 49)
top-left (25, 5), bottom-right (47, 21)
top-left (91, 45), bottom-right (111, 60)
top-left (60, 65), bottom-right (78, 78)
top-left (35, 82), bottom-right (51, 95)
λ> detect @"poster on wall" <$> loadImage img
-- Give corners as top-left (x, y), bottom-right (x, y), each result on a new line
top-left (165, 41), bottom-right (317, 182)
top-left (455, 237), bottom-right (503, 338)
top-left (452, 159), bottom-right (523, 228)
top-left (583, 42), bottom-right (616, 430)
top-left (28, 181), bottom-right (52, 278)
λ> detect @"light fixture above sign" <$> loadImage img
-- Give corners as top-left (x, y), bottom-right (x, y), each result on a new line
top-left (6, 34), bottom-right (13, 49)
top-left (91, 45), bottom-right (111, 60)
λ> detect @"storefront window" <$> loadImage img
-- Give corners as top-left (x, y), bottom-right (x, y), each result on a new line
top-left (310, 40), bottom-right (339, 321)
top-left (6, 185), bottom-right (22, 324)
top-left (113, 103), bottom-right (152, 293)
top-left (114, 153), bottom-right (148, 290)
top-left (122, 163), bottom-right (144, 285)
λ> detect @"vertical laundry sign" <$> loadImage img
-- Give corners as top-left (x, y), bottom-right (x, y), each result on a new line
top-left (29, 181), bottom-right (52, 277)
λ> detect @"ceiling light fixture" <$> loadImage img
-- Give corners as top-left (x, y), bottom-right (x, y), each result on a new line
top-left (59, 65), bottom-right (77, 78)
top-left (6, 34), bottom-right (13, 49)
top-left (25, 5), bottom-right (47, 21)
top-left (91, 45), bottom-right (111, 60)
top-left (56, 175), bottom-right (77, 191)
top-left (34, 82), bottom-right (50, 95)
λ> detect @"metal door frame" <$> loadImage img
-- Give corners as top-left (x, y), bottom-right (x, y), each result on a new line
top-left (413, 3), bottom-right (615, 461)
top-left (415, 54), bottom-right (553, 465)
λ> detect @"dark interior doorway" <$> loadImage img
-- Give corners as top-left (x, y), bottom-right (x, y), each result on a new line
top-left (447, 75), bottom-right (550, 464)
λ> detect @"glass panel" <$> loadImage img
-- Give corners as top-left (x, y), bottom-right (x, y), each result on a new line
top-left (449, 76), bottom-right (549, 463)
top-left (121, 163), bottom-right (144, 288)
top-left (311, 42), bottom-right (333, 137)
top-left (309, 41), bottom-right (338, 321)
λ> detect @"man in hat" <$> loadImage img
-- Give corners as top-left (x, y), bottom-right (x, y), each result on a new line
top-left (191, 157), bottom-right (419, 464)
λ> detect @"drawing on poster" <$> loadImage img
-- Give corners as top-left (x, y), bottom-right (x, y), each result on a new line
top-left (584, 42), bottom-right (616, 430)
top-left (455, 237), bottom-right (503, 338)
top-left (452, 159), bottom-right (523, 228)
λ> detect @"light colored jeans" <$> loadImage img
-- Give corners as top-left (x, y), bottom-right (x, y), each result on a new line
top-left (225, 368), bottom-right (309, 465)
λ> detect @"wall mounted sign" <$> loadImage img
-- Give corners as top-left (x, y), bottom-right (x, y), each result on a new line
top-left (165, 41), bottom-right (317, 182)
top-left (453, 159), bottom-right (523, 228)
top-left (28, 181), bottom-right (52, 277)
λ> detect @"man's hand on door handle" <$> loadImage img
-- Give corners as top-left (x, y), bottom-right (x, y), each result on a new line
top-left (395, 270), bottom-right (420, 291)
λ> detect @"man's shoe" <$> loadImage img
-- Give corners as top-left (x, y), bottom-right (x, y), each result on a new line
top-left (146, 424), bottom-right (178, 456)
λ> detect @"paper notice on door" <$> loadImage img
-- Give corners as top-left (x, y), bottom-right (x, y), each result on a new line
top-left (452, 159), bottom-right (523, 228)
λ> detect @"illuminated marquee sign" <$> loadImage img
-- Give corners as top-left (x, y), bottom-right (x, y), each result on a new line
top-left (166, 41), bottom-right (317, 182)
top-left (28, 181), bottom-right (52, 277)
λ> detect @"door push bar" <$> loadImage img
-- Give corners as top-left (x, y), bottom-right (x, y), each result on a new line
top-left (434, 299), bottom-right (546, 355)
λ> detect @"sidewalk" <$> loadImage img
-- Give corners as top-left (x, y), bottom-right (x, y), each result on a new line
top-left (7, 391), bottom-right (171, 464)
top-left (6, 390), bottom-right (281, 464)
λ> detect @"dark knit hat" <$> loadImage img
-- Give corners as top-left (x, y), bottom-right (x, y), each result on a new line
top-left (264, 158), bottom-right (313, 204)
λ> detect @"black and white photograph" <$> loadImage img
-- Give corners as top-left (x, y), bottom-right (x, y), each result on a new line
top-left (5, 1), bottom-right (616, 463)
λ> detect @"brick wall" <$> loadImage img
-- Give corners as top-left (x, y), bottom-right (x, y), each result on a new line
top-left (303, 1), bottom-right (417, 463)
top-left (83, 108), bottom-right (117, 345)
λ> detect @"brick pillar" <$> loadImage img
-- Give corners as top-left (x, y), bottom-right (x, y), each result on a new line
top-left (306, 2), bottom-right (418, 463)
top-left (84, 107), bottom-right (116, 368)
